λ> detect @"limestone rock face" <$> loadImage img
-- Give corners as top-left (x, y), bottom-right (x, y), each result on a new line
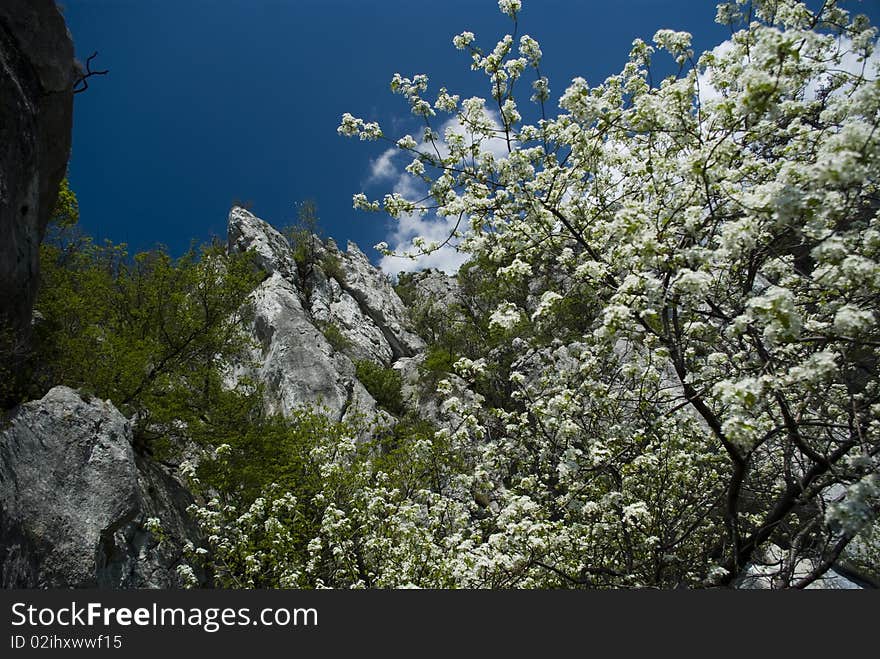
top-left (335, 241), bottom-right (425, 361)
top-left (238, 271), bottom-right (376, 422)
top-left (0, 0), bottom-right (76, 332)
top-left (0, 387), bottom-right (203, 588)
top-left (408, 268), bottom-right (462, 311)
top-left (224, 207), bottom-right (430, 421)
top-left (227, 206), bottom-right (299, 285)
top-left (310, 263), bottom-right (394, 365)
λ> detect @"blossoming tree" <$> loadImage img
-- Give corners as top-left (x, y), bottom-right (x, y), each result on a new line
top-left (336, 0), bottom-right (880, 587)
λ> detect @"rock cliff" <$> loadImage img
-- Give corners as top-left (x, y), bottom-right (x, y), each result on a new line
top-left (0, 0), bottom-right (76, 333)
top-left (0, 204), bottom-right (443, 590)
top-left (226, 207), bottom-right (426, 423)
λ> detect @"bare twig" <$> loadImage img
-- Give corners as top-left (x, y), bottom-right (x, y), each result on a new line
top-left (73, 51), bottom-right (109, 94)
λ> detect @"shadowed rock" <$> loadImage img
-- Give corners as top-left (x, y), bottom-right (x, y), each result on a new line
top-left (0, 387), bottom-right (205, 588)
top-left (0, 0), bottom-right (76, 333)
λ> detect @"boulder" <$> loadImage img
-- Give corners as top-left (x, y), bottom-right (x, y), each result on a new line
top-left (0, 387), bottom-right (204, 588)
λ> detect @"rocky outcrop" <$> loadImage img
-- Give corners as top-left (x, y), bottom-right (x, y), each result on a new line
top-left (226, 207), bottom-right (382, 423)
top-left (226, 207), bottom-right (433, 423)
top-left (0, 0), bottom-right (76, 332)
top-left (227, 206), bottom-right (299, 286)
top-left (0, 387), bottom-right (204, 588)
top-left (335, 241), bottom-right (424, 360)
top-left (310, 265), bottom-right (394, 365)
top-left (407, 268), bottom-right (462, 311)
top-left (237, 271), bottom-right (377, 423)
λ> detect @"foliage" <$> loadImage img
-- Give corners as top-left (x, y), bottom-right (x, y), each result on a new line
top-left (172, 0), bottom-right (880, 590)
top-left (320, 251), bottom-right (346, 283)
top-left (355, 359), bottom-right (407, 416)
top-left (33, 233), bottom-right (263, 453)
top-left (287, 200), bottom-right (319, 268)
top-left (422, 344), bottom-right (457, 378)
top-left (392, 271), bottom-right (419, 308)
top-left (320, 321), bottom-right (351, 354)
top-left (184, 406), bottom-right (471, 588)
top-left (184, 407), bottom-right (352, 587)
top-left (50, 177), bottom-right (79, 228)
top-left (284, 200), bottom-right (347, 302)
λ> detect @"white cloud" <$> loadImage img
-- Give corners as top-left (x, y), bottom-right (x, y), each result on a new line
top-left (368, 109), bottom-right (509, 276)
top-left (803, 35), bottom-right (880, 99)
top-left (696, 39), bottom-right (735, 106)
top-left (379, 241), bottom-right (468, 276)
top-left (367, 148), bottom-right (399, 182)
top-left (430, 113), bottom-right (511, 162)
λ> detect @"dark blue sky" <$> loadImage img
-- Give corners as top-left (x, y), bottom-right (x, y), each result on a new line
top-left (61, 0), bottom-right (879, 269)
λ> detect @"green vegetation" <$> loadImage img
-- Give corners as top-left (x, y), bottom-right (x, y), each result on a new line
top-left (186, 405), bottom-right (467, 588)
top-left (319, 251), bottom-right (345, 283)
top-left (16, 0), bottom-right (880, 589)
top-left (320, 321), bottom-right (351, 354)
top-left (0, 180), bottom-right (268, 459)
top-left (283, 200), bottom-right (346, 303)
top-left (354, 359), bottom-right (406, 417)
top-left (196, 407), bottom-right (348, 508)
top-left (332, 0), bottom-right (880, 588)
top-left (286, 199), bottom-right (319, 273)
top-left (50, 177), bottom-right (79, 228)
top-left (35, 236), bottom-right (263, 454)
top-left (421, 344), bottom-right (456, 379)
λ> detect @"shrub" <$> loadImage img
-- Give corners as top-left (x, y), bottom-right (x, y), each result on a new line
top-left (33, 235), bottom-right (262, 453)
top-left (321, 322), bottom-right (351, 354)
top-left (354, 359), bottom-right (406, 416)
top-left (319, 252), bottom-right (346, 283)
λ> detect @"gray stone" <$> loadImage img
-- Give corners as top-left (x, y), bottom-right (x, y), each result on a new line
top-left (224, 206), bottom-right (424, 368)
top-left (227, 206), bottom-right (300, 285)
top-left (0, 0), bottom-right (76, 333)
top-left (310, 267), bottom-right (395, 365)
top-left (410, 268), bottom-right (462, 311)
top-left (0, 387), bottom-right (204, 588)
top-left (224, 208), bottom-right (439, 424)
top-left (233, 272), bottom-right (378, 422)
top-left (335, 241), bottom-right (425, 360)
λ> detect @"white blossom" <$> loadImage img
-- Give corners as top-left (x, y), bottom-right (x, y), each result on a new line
top-left (489, 302), bottom-right (523, 330)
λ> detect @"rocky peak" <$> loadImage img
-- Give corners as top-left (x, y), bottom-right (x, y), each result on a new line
top-left (227, 206), bottom-right (299, 285)
top-left (334, 241), bottom-right (424, 360)
top-left (234, 269), bottom-right (377, 424)
top-left (406, 268), bottom-right (462, 310)
top-left (225, 207), bottom-right (433, 423)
